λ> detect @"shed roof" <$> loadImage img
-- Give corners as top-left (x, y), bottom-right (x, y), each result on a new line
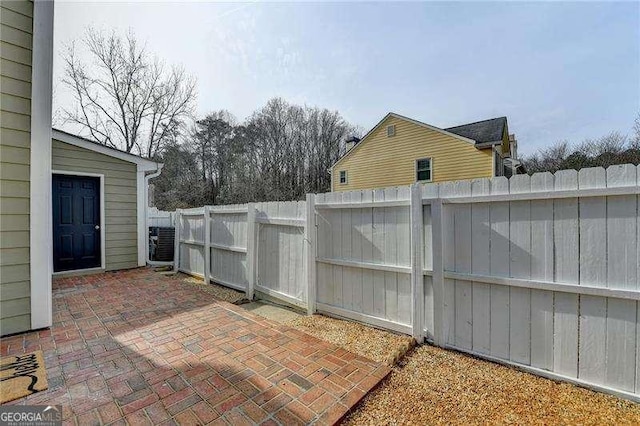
top-left (52, 128), bottom-right (161, 171)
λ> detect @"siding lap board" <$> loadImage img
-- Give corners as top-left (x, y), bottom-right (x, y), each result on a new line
top-left (52, 139), bottom-right (139, 271)
top-left (0, 1), bottom-right (33, 336)
top-left (332, 116), bottom-right (493, 191)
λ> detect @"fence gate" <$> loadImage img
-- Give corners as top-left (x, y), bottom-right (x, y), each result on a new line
top-left (313, 187), bottom-right (416, 335)
top-left (253, 201), bottom-right (308, 308)
top-left (209, 205), bottom-right (250, 292)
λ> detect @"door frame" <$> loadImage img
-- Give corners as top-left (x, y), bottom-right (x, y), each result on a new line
top-left (51, 170), bottom-right (106, 274)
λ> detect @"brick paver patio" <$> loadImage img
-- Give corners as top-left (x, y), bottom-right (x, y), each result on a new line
top-left (1, 269), bottom-right (390, 425)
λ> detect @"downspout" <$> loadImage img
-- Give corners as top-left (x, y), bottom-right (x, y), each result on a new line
top-left (145, 164), bottom-right (164, 265)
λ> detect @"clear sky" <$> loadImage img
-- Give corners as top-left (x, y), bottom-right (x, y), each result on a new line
top-left (53, 1), bottom-right (640, 156)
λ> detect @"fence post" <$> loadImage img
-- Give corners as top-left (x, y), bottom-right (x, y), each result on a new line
top-left (203, 206), bottom-right (211, 284)
top-left (305, 194), bottom-right (317, 315)
top-left (173, 209), bottom-right (181, 272)
top-left (246, 203), bottom-right (256, 301)
top-left (410, 184), bottom-right (424, 342)
top-left (431, 198), bottom-right (445, 347)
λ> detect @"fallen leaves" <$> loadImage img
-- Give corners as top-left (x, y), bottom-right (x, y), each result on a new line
top-left (176, 273), bottom-right (246, 304)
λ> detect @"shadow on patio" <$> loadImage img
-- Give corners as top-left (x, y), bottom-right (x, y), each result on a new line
top-left (0, 268), bottom-right (389, 425)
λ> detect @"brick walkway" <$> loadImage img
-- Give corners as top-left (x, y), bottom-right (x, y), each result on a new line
top-left (1, 269), bottom-right (390, 425)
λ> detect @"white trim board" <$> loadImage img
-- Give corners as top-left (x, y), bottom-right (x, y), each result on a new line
top-left (137, 169), bottom-right (146, 266)
top-left (415, 157), bottom-right (433, 183)
top-left (51, 171), bottom-right (107, 272)
top-left (30, 0), bottom-right (55, 330)
top-left (52, 129), bottom-right (161, 171)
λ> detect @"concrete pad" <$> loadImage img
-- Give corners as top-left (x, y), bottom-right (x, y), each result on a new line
top-left (240, 301), bottom-right (304, 324)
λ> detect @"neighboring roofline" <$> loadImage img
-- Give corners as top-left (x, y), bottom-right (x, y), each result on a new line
top-left (52, 128), bottom-right (161, 171)
top-left (475, 140), bottom-right (503, 149)
top-left (331, 112), bottom-right (476, 171)
top-left (445, 116), bottom-right (507, 131)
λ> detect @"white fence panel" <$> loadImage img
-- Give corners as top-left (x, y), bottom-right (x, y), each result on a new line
top-left (529, 172), bottom-right (554, 370)
top-left (209, 204), bottom-right (249, 291)
top-left (421, 184), bottom-right (438, 340)
top-left (470, 178), bottom-right (491, 355)
top-left (148, 207), bottom-right (175, 227)
top-left (315, 187), bottom-right (413, 334)
top-left (175, 202), bottom-right (309, 306)
top-left (255, 201), bottom-right (307, 307)
top-left (177, 208), bottom-right (205, 277)
top-left (438, 164), bottom-right (640, 402)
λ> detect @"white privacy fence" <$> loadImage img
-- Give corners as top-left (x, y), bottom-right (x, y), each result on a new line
top-left (148, 207), bottom-right (175, 227)
top-left (174, 164), bottom-right (640, 402)
top-left (432, 166), bottom-right (640, 402)
top-left (174, 202), bottom-right (311, 308)
top-left (315, 187), bottom-right (413, 334)
top-left (255, 201), bottom-right (308, 307)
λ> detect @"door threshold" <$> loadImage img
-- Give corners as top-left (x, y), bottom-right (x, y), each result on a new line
top-left (52, 267), bottom-right (105, 277)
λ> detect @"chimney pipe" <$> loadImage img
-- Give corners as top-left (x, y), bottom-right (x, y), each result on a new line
top-left (345, 136), bottom-right (361, 153)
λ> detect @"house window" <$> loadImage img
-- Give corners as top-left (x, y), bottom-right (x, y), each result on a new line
top-left (387, 125), bottom-right (395, 137)
top-left (339, 170), bottom-right (347, 184)
top-left (416, 158), bottom-right (432, 182)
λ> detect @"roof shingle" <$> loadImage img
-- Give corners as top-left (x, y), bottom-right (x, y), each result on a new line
top-left (445, 116), bottom-right (507, 145)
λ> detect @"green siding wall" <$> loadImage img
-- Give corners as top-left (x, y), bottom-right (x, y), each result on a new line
top-left (52, 139), bottom-right (139, 271)
top-left (0, 1), bottom-right (33, 336)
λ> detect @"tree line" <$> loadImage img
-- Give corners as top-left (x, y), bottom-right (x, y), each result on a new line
top-left (60, 29), bottom-right (359, 210)
top-left (522, 116), bottom-right (640, 174)
top-left (60, 28), bottom-right (640, 210)
top-left (151, 99), bottom-right (360, 209)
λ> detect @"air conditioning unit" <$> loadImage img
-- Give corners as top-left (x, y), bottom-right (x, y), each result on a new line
top-left (149, 226), bottom-right (175, 262)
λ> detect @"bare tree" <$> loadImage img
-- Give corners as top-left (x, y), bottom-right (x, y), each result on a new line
top-left (524, 126), bottom-right (640, 174)
top-left (523, 140), bottom-right (571, 173)
top-left (631, 112), bottom-right (640, 149)
top-left (62, 28), bottom-right (196, 157)
top-left (193, 110), bottom-right (238, 204)
top-left (152, 98), bottom-right (361, 209)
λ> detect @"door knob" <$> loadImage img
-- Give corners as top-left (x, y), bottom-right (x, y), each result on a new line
top-left (95, 225), bottom-right (100, 230)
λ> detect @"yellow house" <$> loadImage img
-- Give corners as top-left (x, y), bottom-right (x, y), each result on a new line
top-left (331, 113), bottom-right (522, 191)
